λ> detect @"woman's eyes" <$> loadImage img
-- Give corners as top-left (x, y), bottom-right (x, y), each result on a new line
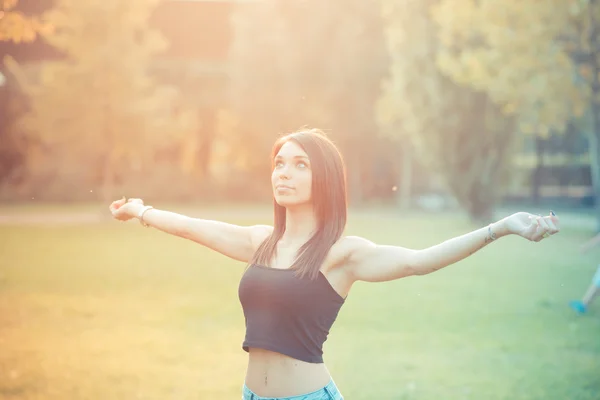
top-left (275, 161), bottom-right (308, 169)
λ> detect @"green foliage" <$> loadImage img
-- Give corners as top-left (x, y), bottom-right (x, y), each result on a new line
top-left (378, 0), bottom-right (517, 222)
top-left (0, 0), bottom-right (53, 43)
top-left (431, 0), bottom-right (590, 135)
top-left (431, 0), bottom-right (600, 229)
top-left (9, 0), bottom-right (196, 199)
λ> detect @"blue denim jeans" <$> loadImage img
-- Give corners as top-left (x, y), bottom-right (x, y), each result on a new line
top-left (242, 380), bottom-right (344, 400)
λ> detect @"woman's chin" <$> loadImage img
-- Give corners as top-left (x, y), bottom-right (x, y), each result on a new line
top-left (274, 195), bottom-right (307, 208)
top-left (274, 197), bottom-right (294, 207)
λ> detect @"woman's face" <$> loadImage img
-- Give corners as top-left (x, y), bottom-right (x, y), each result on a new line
top-left (271, 141), bottom-right (312, 208)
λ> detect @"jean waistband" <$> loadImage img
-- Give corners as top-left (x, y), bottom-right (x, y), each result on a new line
top-left (242, 379), bottom-right (342, 399)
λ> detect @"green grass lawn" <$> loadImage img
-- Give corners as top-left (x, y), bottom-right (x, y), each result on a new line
top-left (0, 206), bottom-right (598, 399)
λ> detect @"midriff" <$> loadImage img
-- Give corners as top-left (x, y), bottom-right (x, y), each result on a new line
top-left (244, 347), bottom-right (332, 397)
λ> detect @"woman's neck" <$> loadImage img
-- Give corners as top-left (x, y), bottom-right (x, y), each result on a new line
top-left (281, 205), bottom-right (316, 244)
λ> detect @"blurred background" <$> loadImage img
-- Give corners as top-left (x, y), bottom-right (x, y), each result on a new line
top-left (1, 1), bottom-right (599, 399)
top-left (0, 0), bottom-right (597, 225)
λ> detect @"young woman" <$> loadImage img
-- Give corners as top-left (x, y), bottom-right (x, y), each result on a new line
top-left (109, 128), bottom-right (560, 400)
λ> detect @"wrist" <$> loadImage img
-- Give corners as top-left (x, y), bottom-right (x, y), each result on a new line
top-left (491, 219), bottom-right (510, 238)
top-left (131, 203), bottom-right (145, 219)
top-left (136, 205), bottom-right (154, 227)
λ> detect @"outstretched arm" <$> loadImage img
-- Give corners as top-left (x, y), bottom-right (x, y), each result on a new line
top-left (346, 212), bottom-right (560, 282)
top-left (109, 197), bottom-right (272, 263)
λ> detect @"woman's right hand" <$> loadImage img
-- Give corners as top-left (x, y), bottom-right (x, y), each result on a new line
top-left (109, 197), bottom-right (144, 222)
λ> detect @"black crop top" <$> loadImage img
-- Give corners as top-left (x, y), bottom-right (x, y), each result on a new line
top-left (238, 264), bottom-right (346, 363)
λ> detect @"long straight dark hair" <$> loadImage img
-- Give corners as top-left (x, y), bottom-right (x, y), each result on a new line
top-left (249, 128), bottom-right (348, 280)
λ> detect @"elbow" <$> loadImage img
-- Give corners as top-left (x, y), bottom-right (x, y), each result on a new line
top-left (411, 265), bottom-right (438, 276)
top-left (410, 266), bottom-right (431, 276)
top-left (413, 267), bottom-right (435, 276)
top-left (407, 250), bottom-right (436, 276)
top-left (400, 251), bottom-right (419, 277)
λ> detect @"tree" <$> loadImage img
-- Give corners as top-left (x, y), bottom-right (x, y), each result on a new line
top-left (227, 0), bottom-right (388, 204)
top-left (0, 0), bottom-right (52, 43)
top-left (432, 0), bottom-right (600, 229)
top-left (378, 0), bottom-right (517, 222)
top-left (0, 0), bottom-right (53, 192)
top-left (5, 0), bottom-right (195, 200)
top-left (0, 71), bottom-right (28, 190)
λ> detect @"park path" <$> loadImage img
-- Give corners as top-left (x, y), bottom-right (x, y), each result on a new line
top-left (0, 205), bottom-right (595, 231)
top-left (0, 206), bottom-right (272, 226)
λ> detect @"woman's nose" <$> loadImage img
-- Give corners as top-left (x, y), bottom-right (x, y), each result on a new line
top-left (278, 171), bottom-right (290, 180)
top-left (278, 165), bottom-right (291, 179)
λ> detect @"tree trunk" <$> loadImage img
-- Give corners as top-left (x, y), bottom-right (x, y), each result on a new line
top-left (589, 1), bottom-right (600, 232)
top-left (532, 134), bottom-right (544, 205)
top-left (589, 103), bottom-right (600, 233)
top-left (348, 162), bottom-right (364, 206)
top-left (338, 131), bottom-right (365, 206)
top-left (467, 197), bottom-right (493, 225)
top-left (464, 93), bottom-right (496, 224)
top-left (101, 151), bottom-right (118, 203)
top-left (396, 141), bottom-right (412, 210)
top-left (197, 109), bottom-right (216, 179)
top-left (102, 92), bottom-right (116, 203)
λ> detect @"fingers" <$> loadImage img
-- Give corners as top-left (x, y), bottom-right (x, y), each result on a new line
top-left (109, 197), bottom-right (127, 215)
top-left (528, 212), bottom-right (560, 242)
top-left (108, 197), bottom-right (143, 222)
top-left (536, 217), bottom-right (552, 242)
top-left (549, 210), bottom-right (560, 230)
top-left (525, 215), bottom-right (546, 242)
top-left (543, 214), bottom-right (560, 235)
top-left (530, 216), bottom-right (546, 242)
top-left (526, 215), bottom-right (542, 239)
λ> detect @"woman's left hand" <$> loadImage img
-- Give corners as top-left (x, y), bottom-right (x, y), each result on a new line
top-left (503, 211), bottom-right (560, 242)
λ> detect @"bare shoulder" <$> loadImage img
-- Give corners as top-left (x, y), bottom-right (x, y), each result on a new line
top-left (329, 235), bottom-right (376, 266)
top-left (249, 224), bottom-right (273, 249)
